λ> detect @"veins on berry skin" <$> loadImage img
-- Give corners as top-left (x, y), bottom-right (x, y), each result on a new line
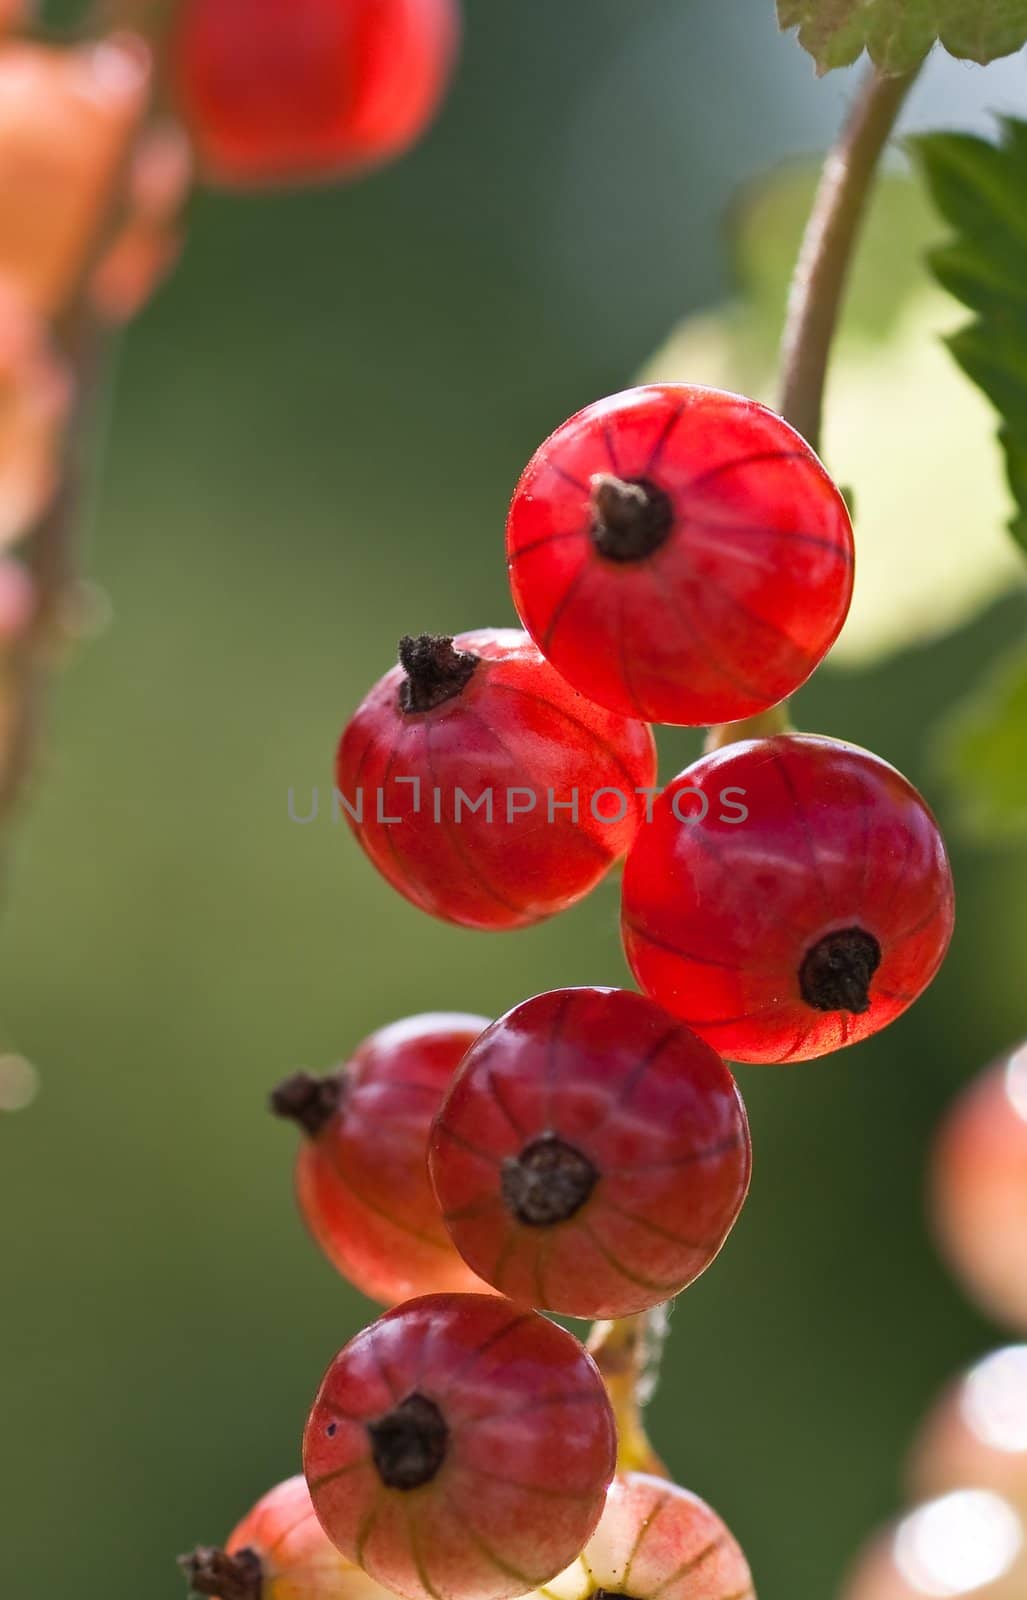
top-left (501, 1132), bottom-right (599, 1226)
top-left (339, 627), bottom-right (658, 932)
top-left (398, 634), bottom-right (479, 714)
top-left (367, 1391), bottom-right (449, 1489)
top-left (179, 1546), bottom-right (263, 1600)
top-left (269, 1070), bottom-right (343, 1138)
top-left (799, 927), bottom-right (882, 1014)
top-left (589, 474), bottom-right (674, 563)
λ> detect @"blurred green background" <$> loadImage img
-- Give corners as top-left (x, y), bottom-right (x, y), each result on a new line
top-left (3, 3), bottom-right (1027, 1596)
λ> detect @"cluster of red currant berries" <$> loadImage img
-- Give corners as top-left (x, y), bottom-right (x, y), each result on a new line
top-left (181, 379), bottom-right (958, 1600)
top-left (339, 381), bottom-right (955, 1060)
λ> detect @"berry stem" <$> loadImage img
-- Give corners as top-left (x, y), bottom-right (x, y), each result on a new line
top-left (501, 1133), bottom-right (599, 1226)
top-left (368, 1391), bottom-right (450, 1489)
top-left (588, 1309), bottom-right (670, 1478)
top-left (800, 926), bottom-right (882, 1014)
top-left (704, 702), bottom-right (793, 755)
top-left (777, 63), bottom-right (920, 456)
top-left (589, 474), bottom-right (674, 562)
top-left (398, 634), bottom-right (479, 713)
top-left (269, 1069), bottom-right (343, 1137)
top-left (179, 1546), bottom-right (263, 1600)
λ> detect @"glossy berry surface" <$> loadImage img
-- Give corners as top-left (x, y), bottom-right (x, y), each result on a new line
top-left (840, 1491), bottom-right (1027, 1600)
top-left (429, 987), bottom-right (751, 1318)
top-left (538, 1472), bottom-right (754, 1600)
top-left (303, 1293), bottom-right (616, 1600)
top-left (272, 1013), bottom-right (493, 1305)
top-left (622, 734), bottom-right (954, 1063)
top-left (180, 1474), bottom-right (395, 1600)
top-left (170, 0), bottom-right (459, 188)
top-left (932, 1047), bottom-right (1027, 1331)
top-left (908, 1346), bottom-right (1027, 1514)
top-left (507, 384), bottom-right (854, 726)
top-left (337, 629), bottom-right (658, 931)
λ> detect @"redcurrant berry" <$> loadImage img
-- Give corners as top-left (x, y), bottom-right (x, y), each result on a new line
top-left (0, 1), bottom-right (25, 37)
top-left (0, 36), bottom-right (151, 318)
top-left (538, 1472), bottom-right (754, 1600)
top-left (621, 734), bottom-right (954, 1064)
top-left (336, 630), bottom-right (658, 931)
top-left (272, 1013), bottom-right (493, 1305)
top-left (179, 1474), bottom-right (393, 1600)
top-left (303, 1293), bottom-right (617, 1600)
top-left (908, 1347), bottom-right (1027, 1514)
top-left (506, 384), bottom-right (854, 726)
top-left (840, 1491), bottom-right (1026, 1600)
top-left (169, 0), bottom-right (459, 188)
top-left (931, 1047), bottom-right (1027, 1331)
top-left (429, 987), bottom-right (751, 1319)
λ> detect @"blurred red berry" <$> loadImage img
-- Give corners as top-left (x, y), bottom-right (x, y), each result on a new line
top-left (622, 734), bottom-right (954, 1063)
top-left (429, 987), bottom-right (751, 1318)
top-left (180, 1474), bottom-right (397, 1599)
top-left (932, 1048), bottom-right (1027, 1331)
top-left (337, 629), bottom-right (658, 931)
top-left (271, 1012), bottom-right (495, 1305)
top-left (0, 0), bottom-right (27, 36)
top-left (304, 1293), bottom-right (617, 1600)
top-left (0, 37), bottom-right (151, 317)
top-left (91, 120), bottom-right (193, 325)
top-left (909, 1347), bottom-right (1027, 1515)
top-left (170, 0), bottom-right (459, 188)
top-left (538, 1472), bottom-right (754, 1600)
top-left (506, 384), bottom-right (853, 726)
top-left (840, 1490), bottom-right (1026, 1600)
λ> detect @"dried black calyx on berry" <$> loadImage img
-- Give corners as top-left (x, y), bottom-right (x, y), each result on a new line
top-left (799, 927), bottom-right (882, 1015)
top-left (178, 1546), bottom-right (263, 1600)
top-left (595, 1590), bottom-right (644, 1600)
top-left (368, 1391), bottom-right (449, 1490)
top-left (269, 1070), bottom-right (343, 1138)
top-left (590, 474), bottom-right (674, 562)
top-left (501, 1132), bottom-right (599, 1227)
top-left (398, 634), bottom-right (479, 714)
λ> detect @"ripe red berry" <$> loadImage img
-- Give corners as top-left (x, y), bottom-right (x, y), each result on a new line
top-left (622, 734), bottom-right (954, 1064)
top-left (179, 1474), bottom-right (393, 1600)
top-left (303, 1293), bottom-right (617, 1600)
top-left (169, 0), bottom-right (459, 188)
top-left (908, 1346), bottom-right (1027, 1514)
top-left (429, 987), bottom-right (751, 1318)
top-left (506, 384), bottom-right (854, 727)
top-left (271, 1013), bottom-right (494, 1305)
top-left (539, 1471), bottom-right (754, 1600)
top-left (336, 629), bottom-right (658, 931)
top-left (931, 1048), bottom-right (1027, 1331)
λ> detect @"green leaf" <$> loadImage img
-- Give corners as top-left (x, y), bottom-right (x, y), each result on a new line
top-left (641, 168), bottom-right (1023, 667)
top-left (778, 0), bottom-right (1027, 74)
top-left (936, 638), bottom-right (1027, 840)
top-left (917, 121), bottom-right (1027, 557)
